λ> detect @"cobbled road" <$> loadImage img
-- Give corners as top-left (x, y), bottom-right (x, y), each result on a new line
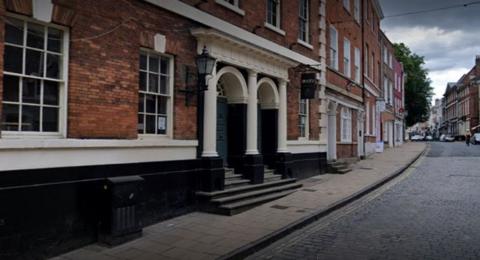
top-left (248, 142), bottom-right (480, 260)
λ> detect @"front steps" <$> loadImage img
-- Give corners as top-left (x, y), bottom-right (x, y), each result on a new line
top-left (327, 160), bottom-right (352, 174)
top-left (197, 168), bottom-right (301, 215)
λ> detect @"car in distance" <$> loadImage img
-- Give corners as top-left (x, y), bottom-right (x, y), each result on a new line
top-left (472, 133), bottom-right (480, 145)
top-left (445, 135), bottom-right (455, 142)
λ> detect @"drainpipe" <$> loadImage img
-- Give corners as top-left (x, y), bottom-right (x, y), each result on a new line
top-left (361, 0), bottom-right (366, 158)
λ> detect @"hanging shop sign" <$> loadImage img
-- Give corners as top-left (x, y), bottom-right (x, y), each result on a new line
top-left (301, 73), bottom-right (318, 99)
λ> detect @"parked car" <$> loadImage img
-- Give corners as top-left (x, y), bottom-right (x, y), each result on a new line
top-left (425, 135), bottom-right (433, 141)
top-left (411, 135), bottom-right (424, 141)
top-left (445, 135), bottom-right (455, 142)
top-left (472, 133), bottom-right (480, 145)
top-left (440, 134), bottom-right (446, 142)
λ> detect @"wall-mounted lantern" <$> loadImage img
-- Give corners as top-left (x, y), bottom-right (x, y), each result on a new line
top-left (195, 46), bottom-right (216, 91)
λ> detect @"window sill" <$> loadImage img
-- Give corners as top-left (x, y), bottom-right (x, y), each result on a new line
top-left (215, 0), bottom-right (245, 16)
top-left (297, 39), bottom-right (313, 50)
top-left (338, 141), bottom-right (353, 145)
top-left (0, 138), bottom-right (198, 150)
top-left (1, 131), bottom-right (64, 139)
top-left (264, 22), bottom-right (286, 36)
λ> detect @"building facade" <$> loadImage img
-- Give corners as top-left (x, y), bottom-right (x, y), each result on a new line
top-left (393, 56), bottom-right (405, 145)
top-left (0, 0), bottom-right (331, 258)
top-left (442, 56), bottom-right (480, 139)
top-left (380, 31), bottom-right (395, 148)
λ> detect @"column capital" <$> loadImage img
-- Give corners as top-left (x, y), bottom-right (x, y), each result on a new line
top-left (247, 69), bottom-right (258, 77)
top-left (278, 78), bottom-right (289, 86)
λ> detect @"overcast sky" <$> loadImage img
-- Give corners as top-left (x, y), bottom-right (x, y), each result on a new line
top-left (380, 0), bottom-right (480, 103)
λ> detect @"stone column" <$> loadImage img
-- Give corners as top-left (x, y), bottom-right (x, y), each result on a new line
top-left (202, 67), bottom-right (218, 157)
top-left (277, 79), bottom-right (288, 153)
top-left (246, 70), bottom-right (259, 155)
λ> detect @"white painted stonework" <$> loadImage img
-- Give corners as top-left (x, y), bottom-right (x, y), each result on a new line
top-left (32, 0), bottom-right (53, 22)
top-left (0, 139), bottom-right (198, 171)
top-left (154, 34), bottom-right (166, 53)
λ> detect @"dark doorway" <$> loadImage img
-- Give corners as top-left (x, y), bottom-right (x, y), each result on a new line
top-left (260, 109), bottom-right (278, 168)
top-left (217, 97), bottom-right (228, 166)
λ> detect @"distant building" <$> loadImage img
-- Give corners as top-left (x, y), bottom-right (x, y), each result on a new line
top-left (442, 56), bottom-right (480, 139)
top-left (428, 98), bottom-right (443, 138)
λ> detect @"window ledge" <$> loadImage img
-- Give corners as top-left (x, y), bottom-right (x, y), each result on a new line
top-left (0, 138), bottom-right (198, 150)
top-left (264, 22), bottom-right (286, 36)
top-left (297, 39), bottom-right (313, 50)
top-left (338, 141), bottom-right (353, 144)
top-left (215, 0), bottom-right (245, 16)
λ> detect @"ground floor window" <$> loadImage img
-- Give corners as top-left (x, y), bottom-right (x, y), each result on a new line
top-left (341, 107), bottom-right (352, 142)
top-left (2, 15), bottom-right (66, 134)
top-left (138, 51), bottom-right (172, 135)
top-left (299, 97), bottom-right (309, 138)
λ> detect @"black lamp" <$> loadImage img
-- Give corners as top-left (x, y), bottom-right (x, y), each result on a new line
top-left (196, 46), bottom-right (216, 91)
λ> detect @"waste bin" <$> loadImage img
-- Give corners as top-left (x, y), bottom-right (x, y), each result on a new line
top-left (99, 175), bottom-right (144, 246)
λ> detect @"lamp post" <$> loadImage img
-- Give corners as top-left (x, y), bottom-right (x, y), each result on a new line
top-left (195, 46), bottom-right (217, 91)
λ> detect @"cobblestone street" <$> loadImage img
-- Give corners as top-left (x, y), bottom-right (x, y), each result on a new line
top-left (250, 142), bottom-right (480, 260)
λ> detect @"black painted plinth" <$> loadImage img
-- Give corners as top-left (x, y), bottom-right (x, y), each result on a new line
top-left (243, 154), bottom-right (265, 184)
top-left (275, 152), bottom-right (293, 179)
top-left (200, 157), bottom-right (225, 192)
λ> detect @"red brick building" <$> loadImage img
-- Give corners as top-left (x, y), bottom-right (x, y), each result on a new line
top-left (380, 30), bottom-right (395, 148)
top-left (0, 0), bottom-right (331, 257)
top-left (325, 0), bottom-right (383, 160)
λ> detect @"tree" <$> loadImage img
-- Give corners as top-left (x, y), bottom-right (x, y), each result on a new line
top-left (393, 43), bottom-right (433, 127)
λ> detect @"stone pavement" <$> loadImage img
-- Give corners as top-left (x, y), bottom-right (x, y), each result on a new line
top-left (52, 142), bottom-right (426, 260)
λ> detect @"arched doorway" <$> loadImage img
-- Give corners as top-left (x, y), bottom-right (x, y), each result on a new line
top-left (257, 77), bottom-right (280, 168)
top-left (213, 66), bottom-right (248, 167)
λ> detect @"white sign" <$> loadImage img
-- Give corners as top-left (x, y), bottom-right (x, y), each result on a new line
top-left (158, 117), bottom-right (166, 130)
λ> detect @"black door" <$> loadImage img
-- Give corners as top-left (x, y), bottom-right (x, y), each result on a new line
top-left (217, 97), bottom-right (228, 165)
top-left (261, 109), bottom-right (278, 168)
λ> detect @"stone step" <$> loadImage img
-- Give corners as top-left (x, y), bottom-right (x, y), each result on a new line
top-left (335, 168), bottom-right (352, 174)
top-left (211, 183), bottom-right (302, 205)
top-left (224, 179), bottom-right (250, 189)
top-left (218, 189), bottom-right (298, 216)
top-left (196, 178), bottom-right (297, 199)
top-left (264, 174), bottom-right (282, 182)
top-left (224, 173), bottom-right (244, 182)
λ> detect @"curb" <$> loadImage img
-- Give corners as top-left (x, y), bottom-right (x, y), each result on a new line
top-left (219, 144), bottom-right (428, 260)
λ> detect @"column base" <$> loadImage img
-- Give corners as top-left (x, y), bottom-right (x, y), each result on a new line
top-left (275, 152), bottom-right (293, 179)
top-left (243, 154), bottom-right (264, 184)
top-left (199, 157), bottom-right (225, 192)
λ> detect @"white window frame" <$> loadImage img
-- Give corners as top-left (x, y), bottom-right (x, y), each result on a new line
top-left (383, 47), bottom-right (388, 64)
top-left (215, 0), bottom-right (245, 16)
top-left (389, 52), bottom-right (393, 68)
top-left (298, 0), bottom-right (310, 43)
top-left (1, 13), bottom-right (69, 139)
top-left (299, 96), bottom-right (309, 139)
top-left (329, 26), bottom-right (338, 70)
top-left (364, 44), bottom-right (369, 77)
top-left (266, 0), bottom-right (281, 30)
top-left (343, 38), bottom-right (351, 78)
top-left (138, 50), bottom-right (174, 138)
top-left (341, 107), bottom-right (352, 142)
top-left (366, 101), bottom-right (370, 135)
top-left (354, 0), bottom-right (360, 23)
top-left (384, 76), bottom-right (388, 103)
top-left (389, 80), bottom-right (394, 106)
top-left (354, 47), bottom-right (361, 83)
top-left (343, 0), bottom-right (350, 12)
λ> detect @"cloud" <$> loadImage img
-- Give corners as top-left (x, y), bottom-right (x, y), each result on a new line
top-left (429, 67), bottom-right (470, 100)
top-left (383, 25), bottom-right (479, 101)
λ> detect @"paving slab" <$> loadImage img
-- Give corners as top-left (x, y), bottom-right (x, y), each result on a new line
top-left (53, 142), bottom-right (426, 260)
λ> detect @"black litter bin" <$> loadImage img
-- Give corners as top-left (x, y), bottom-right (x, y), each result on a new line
top-left (99, 175), bottom-right (144, 246)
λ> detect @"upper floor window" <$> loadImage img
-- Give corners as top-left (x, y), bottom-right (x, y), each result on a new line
top-left (343, 0), bottom-right (350, 12)
top-left (266, 0), bottom-right (281, 28)
top-left (299, 97), bottom-right (309, 138)
top-left (354, 0), bottom-right (360, 23)
top-left (343, 38), bottom-right (351, 78)
top-left (364, 44), bottom-right (369, 76)
top-left (215, 0), bottom-right (245, 16)
top-left (341, 107), bottom-right (352, 142)
top-left (329, 26), bottom-right (338, 70)
top-left (138, 51), bottom-right (173, 136)
top-left (354, 47), bottom-right (361, 83)
top-left (2, 16), bottom-right (67, 135)
top-left (298, 0), bottom-right (309, 42)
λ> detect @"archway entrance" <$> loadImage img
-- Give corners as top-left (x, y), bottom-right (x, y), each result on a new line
top-left (214, 66), bottom-right (248, 167)
top-left (257, 78), bottom-right (280, 168)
